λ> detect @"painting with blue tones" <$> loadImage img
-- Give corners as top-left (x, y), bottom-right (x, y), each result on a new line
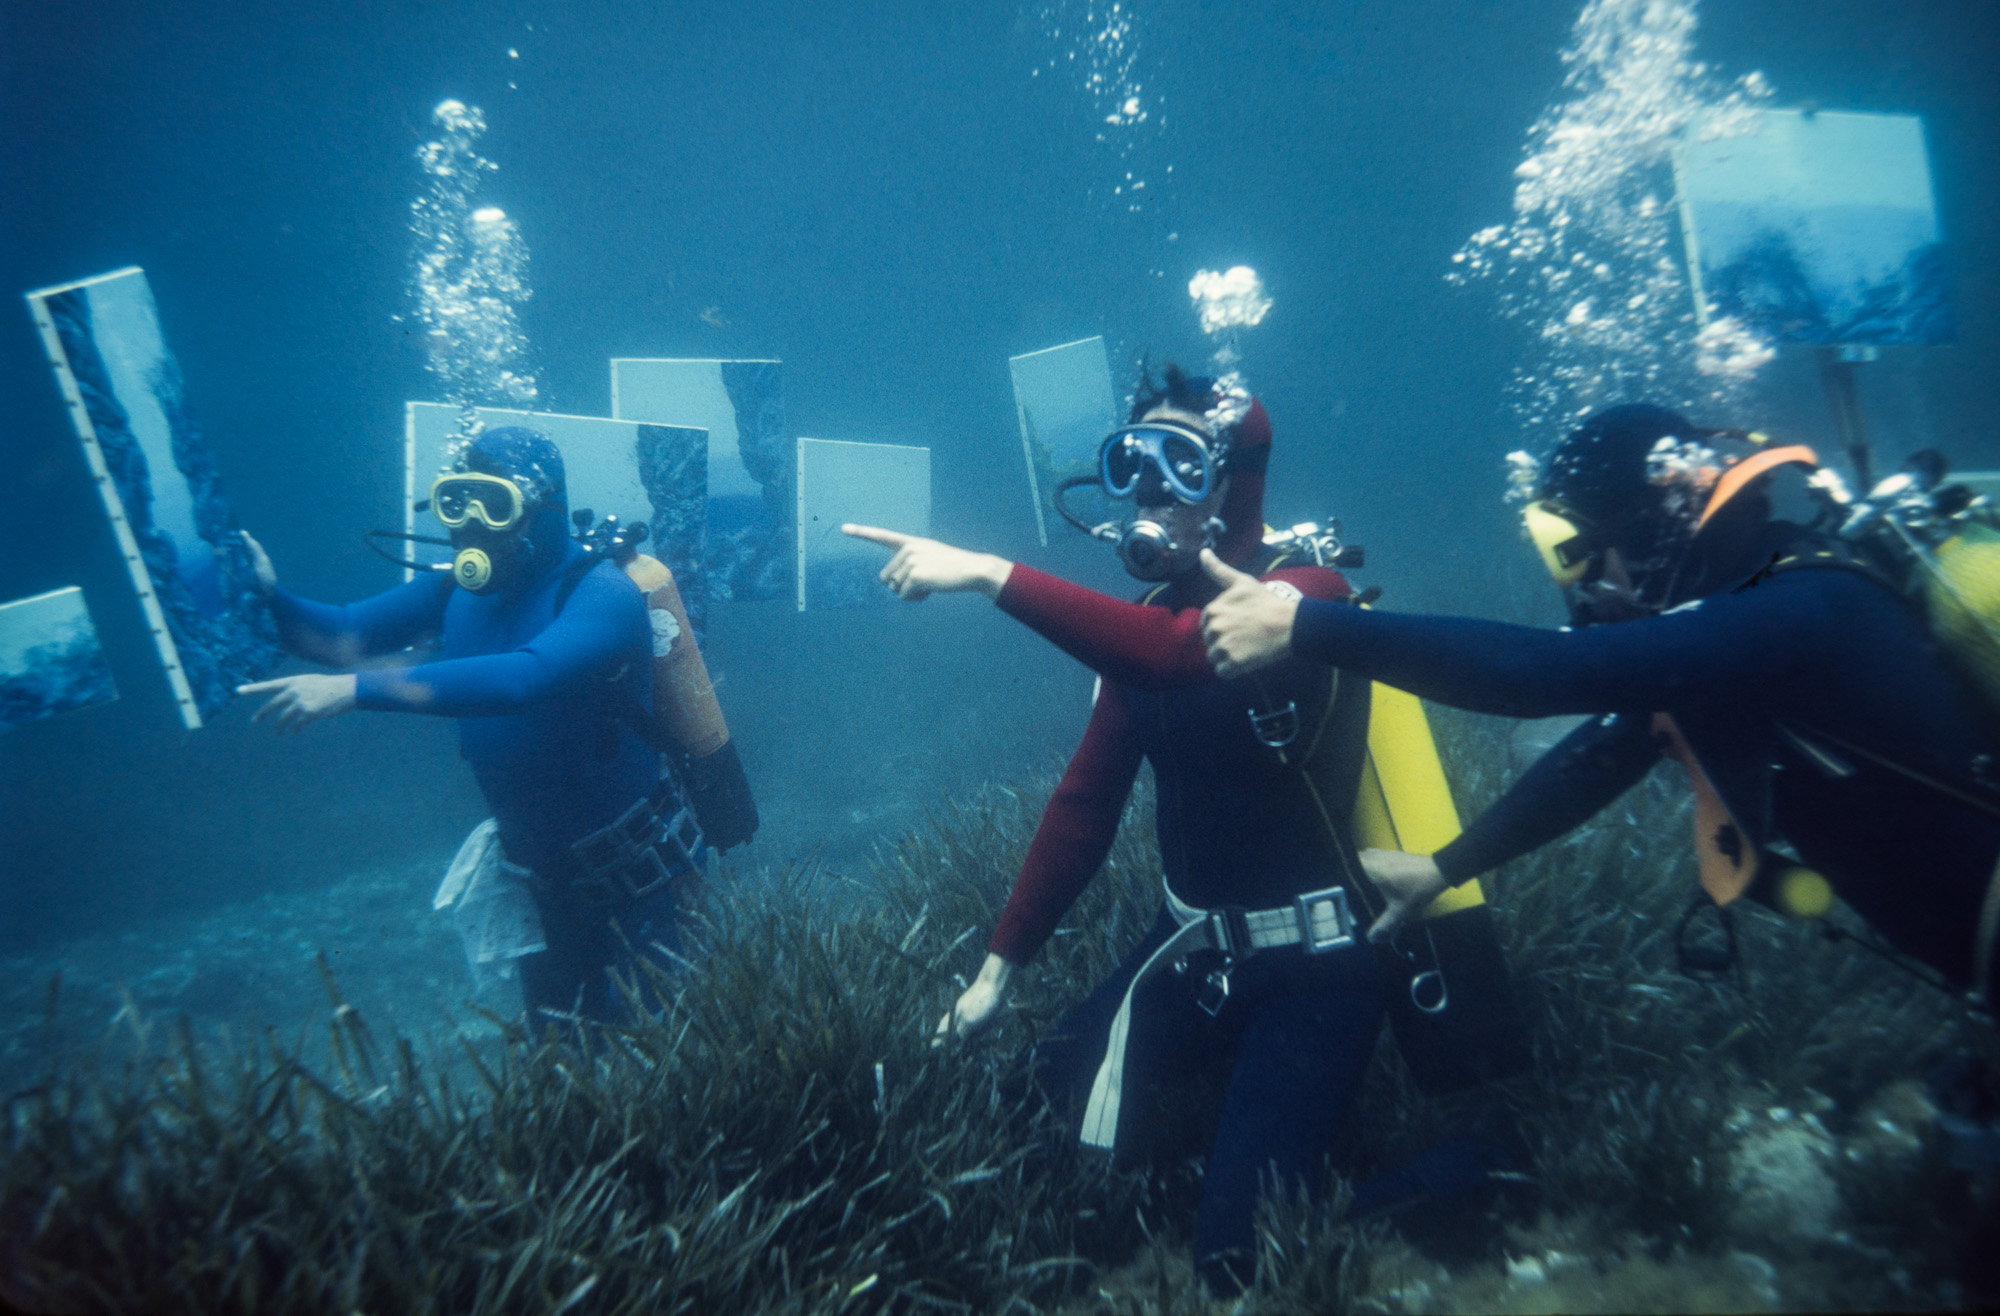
top-left (610, 359), bottom-right (792, 605)
top-left (0, 587), bottom-right (117, 731)
top-left (795, 438), bottom-right (930, 612)
top-left (405, 404), bottom-right (710, 631)
top-left (1678, 109), bottom-right (1954, 346)
top-left (1009, 337), bottom-right (1119, 545)
top-left (25, 267), bottom-right (279, 728)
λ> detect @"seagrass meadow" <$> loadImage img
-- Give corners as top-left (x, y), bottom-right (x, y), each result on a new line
top-left (3, 712), bottom-right (1996, 1314)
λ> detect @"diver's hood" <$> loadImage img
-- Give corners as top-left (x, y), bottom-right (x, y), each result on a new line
top-left (1211, 397), bottom-right (1272, 568)
top-left (460, 427), bottom-right (573, 592)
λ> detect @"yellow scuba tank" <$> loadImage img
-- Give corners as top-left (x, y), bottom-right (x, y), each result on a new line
top-left (621, 553), bottom-right (731, 760)
top-left (1926, 520), bottom-right (2000, 714)
top-left (1351, 681), bottom-right (1530, 1091)
top-left (1351, 681), bottom-right (1484, 914)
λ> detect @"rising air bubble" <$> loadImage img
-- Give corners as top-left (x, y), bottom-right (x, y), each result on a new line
top-left (1188, 267), bottom-right (1271, 431)
top-left (409, 100), bottom-right (538, 458)
top-left (1448, 0), bottom-right (1772, 435)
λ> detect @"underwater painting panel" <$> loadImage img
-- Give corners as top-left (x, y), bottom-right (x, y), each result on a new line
top-left (1009, 337), bottom-right (1118, 546)
top-left (795, 438), bottom-right (930, 611)
top-left (609, 358), bottom-right (792, 605)
top-left (0, 587), bottom-right (117, 731)
top-left (405, 404), bottom-right (709, 630)
top-left (1678, 109), bottom-right (1954, 345)
top-left (25, 267), bottom-right (279, 728)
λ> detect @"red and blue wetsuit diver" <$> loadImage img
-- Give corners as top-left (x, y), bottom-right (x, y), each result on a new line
top-left (860, 370), bottom-right (1514, 1295)
top-left (1217, 404), bottom-right (2000, 1005)
top-left (258, 428), bottom-right (686, 1023)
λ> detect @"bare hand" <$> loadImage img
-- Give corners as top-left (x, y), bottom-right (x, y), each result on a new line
top-left (237, 674), bottom-right (358, 732)
top-left (1359, 849), bottom-right (1450, 942)
top-left (1198, 549), bottom-right (1297, 678)
top-left (841, 525), bottom-right (1013, 602)
top-left (240, 531), bottom-right (277, 597)
top-left (935, 953), bottom-right (1014, 1044)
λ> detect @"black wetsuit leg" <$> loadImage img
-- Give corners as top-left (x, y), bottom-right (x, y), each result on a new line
top-left (1192, 943), bottom-right (1389, 1294)
top-left (1027, 909), bottom-right (1391, 1298)
top-left (520, 882), bottom-right (687, 1025)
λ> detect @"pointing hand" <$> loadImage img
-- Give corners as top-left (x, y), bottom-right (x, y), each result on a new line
top-left (841, 525), bottom-right (1014, 601)
top-left (237, 674), bottom-right (358, 732)
top-left (1198, 549), bottom-right (1296, 678)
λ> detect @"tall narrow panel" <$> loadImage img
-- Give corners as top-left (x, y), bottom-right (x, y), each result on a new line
top-left (405, 404), bottom-right (709, 631)
top-left (0, 587), bottom-right (118, 731)
top-left (1009, 337), bottom-right (1118, 545)
top-left (25, 267), bottom-right (279, 727)
top-left (795, 439), bottom-right (931, 611)
top-left (610, 358), bottom-right (791, 603)
top-left (1677, 109), bottom-right (1953, 346)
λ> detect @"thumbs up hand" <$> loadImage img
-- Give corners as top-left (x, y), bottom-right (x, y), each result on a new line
top-left (1199, 549), bottom-right (1297, 679)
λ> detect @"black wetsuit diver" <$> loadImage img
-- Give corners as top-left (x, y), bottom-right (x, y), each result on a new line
top-left (1285, 406), bottom-right (2000, 1000)
top-left (980, 378), bottom-right (1523, 1295)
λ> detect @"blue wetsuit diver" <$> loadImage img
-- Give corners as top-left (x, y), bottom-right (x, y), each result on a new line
top-left (243, 428), bottom-right (692, 1023)
top-left (1202, 405), bottom-right (2000, 1003)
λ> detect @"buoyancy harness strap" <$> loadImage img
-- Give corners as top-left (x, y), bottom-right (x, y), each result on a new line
top-left (1977, 854), bottom-right (2000, 1011)
top-left (1696, 445), bottom-right (1820, 533)
top-left (1653, 712), bottom-right (1761, 905)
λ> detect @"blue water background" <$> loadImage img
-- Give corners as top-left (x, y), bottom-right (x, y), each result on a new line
top-left (1, 0), bottom-right (1996, 955)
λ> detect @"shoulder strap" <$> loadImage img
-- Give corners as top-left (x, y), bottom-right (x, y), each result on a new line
top-left (547, 555), bottom-right (679, 760)
top-left (551, 554), bottom-right (609, 617)
top-left (1763, 535), bottom-right (1904, 594)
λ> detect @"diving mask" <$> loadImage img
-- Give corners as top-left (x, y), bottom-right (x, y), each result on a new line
top-left (1099, 420), bottom-right (1220, 505)
top-left (430, 472), bottom-right (526, 532)
top-left (427, 473), bottom-right (533, 593)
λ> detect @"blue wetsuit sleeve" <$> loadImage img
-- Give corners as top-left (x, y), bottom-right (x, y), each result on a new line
top-left (354, 566), bottom-right (643, 717)
top-left (265, 577), bottom-right (451, 667)
top-left (1288, 574), bottom-right (1827, 718)
top-left (1432, 713), bottom-right (1660, 883)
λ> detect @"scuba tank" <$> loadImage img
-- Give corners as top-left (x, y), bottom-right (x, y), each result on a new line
top-left (1826, 453), bottom-right (2000, 717)
top-left (570, 511), bottom-right (761, 851)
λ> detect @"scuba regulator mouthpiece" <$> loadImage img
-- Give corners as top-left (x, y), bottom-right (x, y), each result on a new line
top-left (1118, 515), bottom-right (1226, 582)
top-left (451, 546), bottom-right (495, 591)
top-left (1119, 518), bottom-right (1179, 581)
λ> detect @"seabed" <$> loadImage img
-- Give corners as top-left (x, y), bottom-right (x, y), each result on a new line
top-left (2, 713), bottom-right (1993, 1314)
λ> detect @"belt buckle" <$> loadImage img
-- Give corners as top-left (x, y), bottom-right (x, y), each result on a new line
top-left (1293, 886), bottom-right (1355, 955)
top-left (1206, 907), bottom-right (1252, 959)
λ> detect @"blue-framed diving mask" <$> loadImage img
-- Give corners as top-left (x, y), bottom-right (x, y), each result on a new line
top-left (1050, 418), bottom-right (1229, 581)
top-left (1098, 420), bottom-right (1221, 506)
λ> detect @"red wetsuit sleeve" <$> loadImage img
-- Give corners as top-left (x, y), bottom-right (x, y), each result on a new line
top-left (996, 562), bottom-right (1349, 690)
top-left (988, 681), bottom-right (1146, 964)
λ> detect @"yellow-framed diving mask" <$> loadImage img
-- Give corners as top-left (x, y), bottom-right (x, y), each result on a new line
top-left (429, 472), bottom-right (526, 532)
top-left (1522, 500), bottom-right (1598, 588)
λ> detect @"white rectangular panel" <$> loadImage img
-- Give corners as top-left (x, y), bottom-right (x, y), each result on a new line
top-left (1009, 337), bottom-right (1118, 545)
top-left (1677, 109), bottom-right (1952, 345)
top-left (25, 266), bottom-right (278, 728)
top-left (610, 358), bottom-right (790, 602)
top-left (404, 404), bottom-right (710, 627)
top-left (795, 438), bottom-right (931, 611)
top-left (0, 587), bottom-right (118, 730)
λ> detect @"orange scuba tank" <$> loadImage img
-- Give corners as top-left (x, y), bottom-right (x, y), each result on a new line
top-left (619, 552), bottom-right (760, 850)
top-left (622, 553), bottom-right (730, 759)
